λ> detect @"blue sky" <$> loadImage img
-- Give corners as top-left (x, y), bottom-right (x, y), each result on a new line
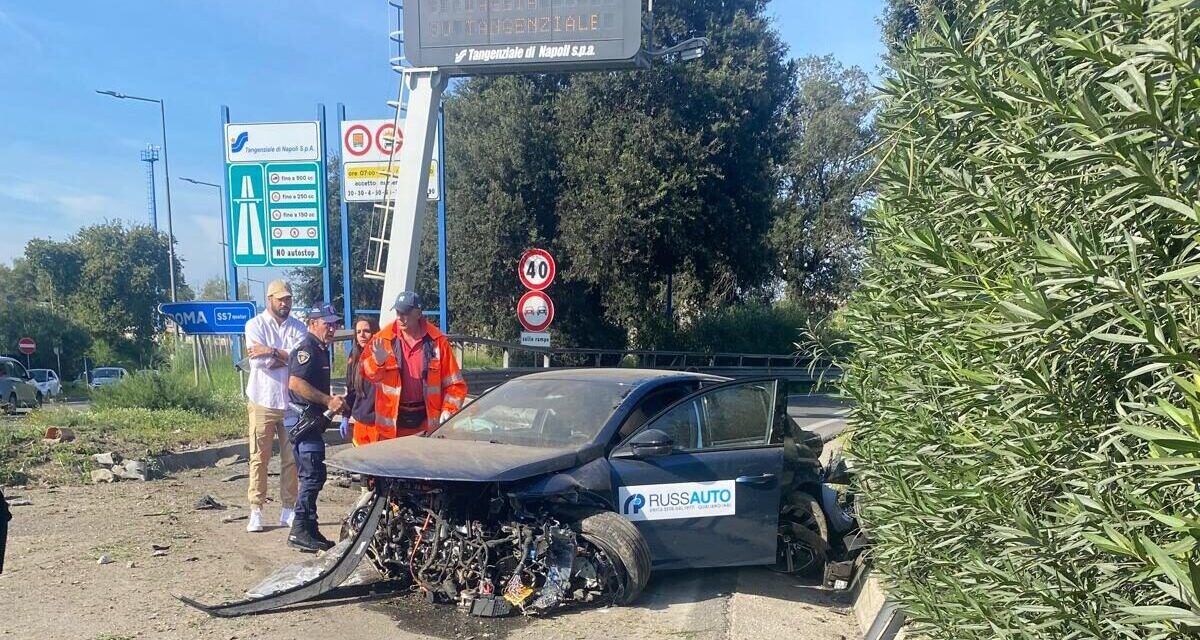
top-left (0, 1), bottom-right (885, 302)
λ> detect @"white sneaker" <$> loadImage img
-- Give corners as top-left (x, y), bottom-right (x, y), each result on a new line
top-left (279, 508), bottom-right (295, 528)
top-left (246, 508), bottom-right (264, 532)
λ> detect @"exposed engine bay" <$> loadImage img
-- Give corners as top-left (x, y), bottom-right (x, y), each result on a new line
top-left (344, 479), bottom-right (638, 617)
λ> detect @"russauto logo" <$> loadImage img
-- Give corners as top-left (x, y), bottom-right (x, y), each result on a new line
top-left (230, 131), bottom-right (249, 153)
top-left (617, 481), bottom-right (736, 522)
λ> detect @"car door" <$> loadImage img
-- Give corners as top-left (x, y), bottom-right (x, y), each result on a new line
top-left (609, 378), bottom-right (785, 570)
top-left (13, 361), bottom-right (35, 405)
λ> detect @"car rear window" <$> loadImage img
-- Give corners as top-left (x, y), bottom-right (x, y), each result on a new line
top-left (30, 370), bottom-right (48, 382)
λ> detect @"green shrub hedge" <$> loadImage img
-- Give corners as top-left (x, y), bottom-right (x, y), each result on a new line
top-left (844, 1), bottom-right (1199, 638)
top-left (91, 370), bottom-right (232, 416)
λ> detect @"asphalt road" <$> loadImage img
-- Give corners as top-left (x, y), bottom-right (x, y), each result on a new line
top-left (788, 394), bottom-right (852, 442)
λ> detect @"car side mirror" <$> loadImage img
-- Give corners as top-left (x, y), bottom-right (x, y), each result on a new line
top-left (629, 429), bottom-right (673, 458)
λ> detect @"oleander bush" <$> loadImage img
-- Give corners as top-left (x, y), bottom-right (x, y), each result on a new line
top-left (843, 1), bottom-right (1200, 637)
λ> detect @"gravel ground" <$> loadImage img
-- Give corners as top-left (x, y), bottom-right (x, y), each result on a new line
top-left (0, 459), bottom-right (859, 640)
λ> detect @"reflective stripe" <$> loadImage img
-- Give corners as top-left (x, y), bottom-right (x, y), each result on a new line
top-left (424, 385), bottom-right (439, 401)
top-left (379, 383), bottom-right (402, 397)
top-left (444, 395), bottom-right (464, 409)
top-left (442, 372), bottom-right (464, 387)
top-left (377, 415), bottom-right (396, 427)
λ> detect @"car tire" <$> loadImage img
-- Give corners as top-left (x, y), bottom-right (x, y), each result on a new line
top-left (4, 394), bottom-right (16, 415)
top-left (34, 392), bottom-right (43, 408)
top-left (570, 509), bottom-right (652, 606)
top-left (776, 490), bottom-right (830, 577)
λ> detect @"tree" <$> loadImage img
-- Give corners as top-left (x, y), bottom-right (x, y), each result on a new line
top-left (441, 0), bottom-right (796, 348)
top-left (22, 222), bottom-right (183, 365)
top-left (770, 56), bottom-right (876, 309)
top-left (0, 303), bottom-right (92, 378)
top-left (196, 276), bottom-right (249, 301)
top-left (880, 0), bottom-right (957, 57)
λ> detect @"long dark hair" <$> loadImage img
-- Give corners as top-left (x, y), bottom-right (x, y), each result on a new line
top-left (347, 316), bottom-right (380, 395)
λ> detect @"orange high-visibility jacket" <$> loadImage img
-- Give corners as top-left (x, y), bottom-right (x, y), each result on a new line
top-left (360, 320), bottom-right (467, 433)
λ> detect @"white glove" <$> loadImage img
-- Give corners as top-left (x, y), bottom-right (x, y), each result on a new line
top-left (439, 410), bottom-right (452, 425)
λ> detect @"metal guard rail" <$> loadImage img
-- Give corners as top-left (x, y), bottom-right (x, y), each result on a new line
top-left (333, 331), bottom-right (841, 383)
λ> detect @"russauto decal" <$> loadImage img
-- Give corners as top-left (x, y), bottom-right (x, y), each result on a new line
top-left (617, 481), bottom-right (736, 522)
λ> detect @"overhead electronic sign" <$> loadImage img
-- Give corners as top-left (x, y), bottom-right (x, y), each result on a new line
top-left (403, 0), bottom-right (645, 74)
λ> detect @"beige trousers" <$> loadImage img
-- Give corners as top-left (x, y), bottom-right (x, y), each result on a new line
top-left (246, 402), bottom-right (298, 508)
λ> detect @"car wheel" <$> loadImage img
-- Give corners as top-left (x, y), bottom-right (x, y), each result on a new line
top-left (34, 392), bottom-right (43, 408)
top-left (776, 490), bottom-right (830, 577)
top-left (4, 393), bottom-right (16, 415)
top-left (570, 509), bottom-right (652, 606)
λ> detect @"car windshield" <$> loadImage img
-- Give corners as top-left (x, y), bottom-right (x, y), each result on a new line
top-left (30, 370), bottom-right (48, 382)
top-left (432, 378), bottom-right (633, 448)
top-left (95, 368), bottom-right (121, 378)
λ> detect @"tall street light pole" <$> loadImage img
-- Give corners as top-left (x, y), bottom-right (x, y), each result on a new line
top-left (179, 177), bottom-right (229, 298)
top-left (97, 89), bottom-right (177, 302)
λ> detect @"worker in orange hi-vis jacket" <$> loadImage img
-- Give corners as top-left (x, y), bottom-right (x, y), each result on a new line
top-left (360, 291), bottom-right (468, 437)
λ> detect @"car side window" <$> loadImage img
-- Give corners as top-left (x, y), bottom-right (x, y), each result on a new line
top-left (3, 361), bottom-right (16, 378)
top-left (699, 382), bottom-right (775, 449)
top-left (11, 362), bottom-right (27, 379)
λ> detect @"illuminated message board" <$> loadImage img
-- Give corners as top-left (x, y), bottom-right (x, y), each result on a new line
top-left (403, 0), bottom-right (644, 74)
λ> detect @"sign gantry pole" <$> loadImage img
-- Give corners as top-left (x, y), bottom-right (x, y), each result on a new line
top-left (378, 68), bottom-right (447, 325)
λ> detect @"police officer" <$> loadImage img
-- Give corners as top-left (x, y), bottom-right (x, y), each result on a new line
top-left (0, 487), bottom-right (10, 574)
top-left (286, 303), bottom-right (345, 552)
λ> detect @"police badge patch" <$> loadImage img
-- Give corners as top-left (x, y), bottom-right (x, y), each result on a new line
top-left (297, 350), bottom-right (310, 365)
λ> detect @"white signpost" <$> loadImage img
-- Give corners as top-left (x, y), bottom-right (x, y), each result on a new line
top-left (340, 119), bottom-right (439, 203)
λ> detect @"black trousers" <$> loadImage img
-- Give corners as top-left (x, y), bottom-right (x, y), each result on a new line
top-left (292, 439), bottom-right (326, 526)
top-left (0, 488), bottom-right (10, 574)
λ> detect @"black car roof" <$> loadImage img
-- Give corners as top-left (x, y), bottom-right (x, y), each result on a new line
top-left (514, 368), bottom-right (726, 386)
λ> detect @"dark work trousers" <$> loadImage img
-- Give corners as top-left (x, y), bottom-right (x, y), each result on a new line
top-left (0, 487), bottom-right (10, 574)
top-left (292, 439), bottom-right (326, 526)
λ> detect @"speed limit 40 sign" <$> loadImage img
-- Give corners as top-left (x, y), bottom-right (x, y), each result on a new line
top-left (518, 249), bottom-right (556, 291)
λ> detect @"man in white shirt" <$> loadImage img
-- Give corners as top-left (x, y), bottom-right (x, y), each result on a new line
top-left (243, 279), bottom-right (307, 533)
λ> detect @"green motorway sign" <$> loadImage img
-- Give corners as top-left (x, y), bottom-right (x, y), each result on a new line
top-left (225, 122), bottom-right (326, 268)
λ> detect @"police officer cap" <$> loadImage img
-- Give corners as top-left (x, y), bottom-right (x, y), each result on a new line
top-left (393, 291), bottom-right (424, 314)
top-left (304, 303), bottom-right (341, 324)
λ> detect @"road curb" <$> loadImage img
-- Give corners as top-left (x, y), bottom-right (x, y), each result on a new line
top-left (852, 570), bottom-right (907, 640)
top-left (151, 430), bottom-right (350, 473)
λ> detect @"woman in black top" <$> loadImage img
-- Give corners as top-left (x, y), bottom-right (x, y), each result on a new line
top-left (343, 317), bottom-right (380, 445)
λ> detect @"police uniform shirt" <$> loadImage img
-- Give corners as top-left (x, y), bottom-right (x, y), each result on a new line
top-left (288, 332), bottom-right (331, 415)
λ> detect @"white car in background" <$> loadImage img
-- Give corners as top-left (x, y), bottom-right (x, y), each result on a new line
top-left (27, 369), bottom-right (61, 398)
top-left (89, 367), bottom-right (129, 389)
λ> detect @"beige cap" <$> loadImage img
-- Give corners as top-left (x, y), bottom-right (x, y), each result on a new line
top-left (266, 279), bottom-right (293, 299)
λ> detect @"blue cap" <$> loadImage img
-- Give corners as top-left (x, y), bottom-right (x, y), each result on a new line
top-left (304, 303), bottom-right (341, 324)
top-left (393, 291), bottom-right (424, 314)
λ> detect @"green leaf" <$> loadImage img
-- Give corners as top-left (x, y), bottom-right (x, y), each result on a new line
top-left (1154, 264), bottom-right (1200, 282)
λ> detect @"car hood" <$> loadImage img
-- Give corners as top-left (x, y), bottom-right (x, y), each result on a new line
top-left (326, 436), bottom-right (604, 483)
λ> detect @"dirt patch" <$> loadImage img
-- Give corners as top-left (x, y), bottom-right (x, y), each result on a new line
top-left (0, 450), bottom-right (860, 640)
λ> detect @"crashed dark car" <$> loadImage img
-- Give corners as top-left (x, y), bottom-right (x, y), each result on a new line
top-left (181, 370), bottom-right (861, 618)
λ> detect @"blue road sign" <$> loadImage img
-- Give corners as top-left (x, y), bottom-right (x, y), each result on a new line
top-left (158, 302), bottom-right (258, 335)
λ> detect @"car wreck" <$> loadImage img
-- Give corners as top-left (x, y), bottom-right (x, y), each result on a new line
top-left (180, 370), bottom-right (862, 618)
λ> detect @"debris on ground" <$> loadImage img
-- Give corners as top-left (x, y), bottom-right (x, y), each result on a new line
top-left (90, 469), bottom-right (117, 484)
top-left (127, 561), bottom-right (136, 569)
top-left (193, 495), bottom-right (226, 510)
top-left (97, 555), bottom-right (113, 565)
top-left (222, 513), bottom-right (249, 523)
top-left (8, 498), bottom-right (32, 507)
top-left (119, 460), bottom-right (149, 481)
top-left (92, 452), bottom-right (123, 467)
top-left (151, 543), bottom-right (170, 551)
top-left (41, 426), bottom-right (75, 443)
top-left (215, 454), bottom-right (246, 468)
top-left (222, 472), bottom-right (249, 482)
top-left (152, 550), bottom-right (168, 557)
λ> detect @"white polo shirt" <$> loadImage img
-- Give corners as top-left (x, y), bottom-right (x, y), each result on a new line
top-left (244, 311), bottom-right (307, 410)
